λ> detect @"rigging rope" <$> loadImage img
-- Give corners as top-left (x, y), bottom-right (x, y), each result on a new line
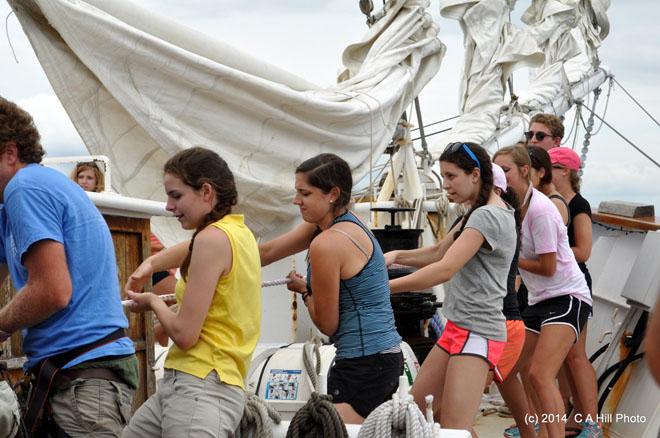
top-left (4, 11), bottom-right (19, 63)
top-left (236, 393), bottom-right (282, 438)
top-left (302, 338), bottom-right (322, 392)
top-left (286, 392), bottom-right (348, 438)
top-left (580, 105), bottom-right (660, 168)
top-left (592, 76), bottom-right (614, 136)
top-left (577, 88), bottom-right (602, 176)
top-left (564, 103), bottom-right (580, 143)
top-left (613, 77), bottom-right (660, 128)
top-left (410, 115), bottom-right (460, 132)
top-left (357, 392), bottom-right (441, 438)
top-left (411, 127), bottom-right (451, 142)
top-left (571, 102), bottom-right (582, 149)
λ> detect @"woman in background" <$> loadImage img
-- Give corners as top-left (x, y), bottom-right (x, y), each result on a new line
top-left (71, 160), bottom-right (177, 300)
top-left (490, 163), bottom-right (537, 438)
top-left (527, 145), bottom-right (569, 225)
top-left (70, 160), bottom-right (105, 192)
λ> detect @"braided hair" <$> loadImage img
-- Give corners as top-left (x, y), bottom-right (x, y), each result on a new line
top-left (439, 143), bottom-right (493, 240)
top-left (295, 153), bottom-right (353, 214)
top-left (164, 146), bottom-right (238, 280)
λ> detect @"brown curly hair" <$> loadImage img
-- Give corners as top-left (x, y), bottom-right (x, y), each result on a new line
top-left (164, 146), bottom-right (238, 280)
top-left (0, 97), bottom-right (45, 163)
top-left (529, 113), bottom-right (564, 139)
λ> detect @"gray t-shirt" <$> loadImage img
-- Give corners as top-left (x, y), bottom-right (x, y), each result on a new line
top-left (442, 204), bottom-right (516, 342)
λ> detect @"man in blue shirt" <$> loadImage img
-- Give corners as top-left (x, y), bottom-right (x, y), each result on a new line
top-left (0, 97), bottom-right (137, 436)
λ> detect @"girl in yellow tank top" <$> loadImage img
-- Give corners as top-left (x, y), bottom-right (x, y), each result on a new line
top-left (123, 146), bottom-right (261, 437)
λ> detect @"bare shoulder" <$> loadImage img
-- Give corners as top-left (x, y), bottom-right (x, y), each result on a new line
top-left (194, 225), bottom-right (231, 252)
top-left (309, 230), bottom-right (342, 254)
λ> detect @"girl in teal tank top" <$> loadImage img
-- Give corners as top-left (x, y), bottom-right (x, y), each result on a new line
top-left (259, 153), bottom-right (403, 424)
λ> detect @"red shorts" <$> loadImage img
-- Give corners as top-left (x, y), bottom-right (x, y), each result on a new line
top-left (493, 320), bottom-right (526, 383)
top-left (436, 320), bottom-right (505, 371)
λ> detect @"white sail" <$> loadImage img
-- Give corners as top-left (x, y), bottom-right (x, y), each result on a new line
top-left (439, 0), bottom-right (543, 145)
top-left (427, 0), bottom-right (610, 155)
top-left (8, 0), bottom-right (445, 243)
top-left (518, 0), bottom-right (610, 109)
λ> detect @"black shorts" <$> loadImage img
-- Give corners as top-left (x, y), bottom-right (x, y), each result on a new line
top-left (328, 351), bottom-right (404, 418)
top-left (522, 294), bottom-right (591, 342)
top-left (517, 282), bottom-right (529, 314)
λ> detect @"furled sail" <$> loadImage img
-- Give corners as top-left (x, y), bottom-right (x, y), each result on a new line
top-left (439, 0), bottom-right (543, 146)
top-left (518, 0), bottom-right (610, 109)
top-left (8, 0), bottom-right (445, 243)
top-left (431, 0), bottom-right (610, 154)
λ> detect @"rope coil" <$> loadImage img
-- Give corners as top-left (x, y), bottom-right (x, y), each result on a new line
top-left (358, 393), bottom-right (441, 438)
top-left (286, 392), bottom-right (348, 438)
top-left (236, 393), bottom-right (282, 438)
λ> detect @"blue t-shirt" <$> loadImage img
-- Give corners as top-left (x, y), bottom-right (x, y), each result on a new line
top-left (0, 164), bottom-right (134, 370)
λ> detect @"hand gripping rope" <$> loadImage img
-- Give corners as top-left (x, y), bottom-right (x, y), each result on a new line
top-left (122, 278), bottom-right (295, 307)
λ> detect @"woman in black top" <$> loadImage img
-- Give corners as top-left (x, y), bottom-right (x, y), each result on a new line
top-left (549, 147), bottom-right (601, 437)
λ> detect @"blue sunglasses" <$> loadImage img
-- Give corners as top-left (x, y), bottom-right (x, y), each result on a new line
top-left (444, 142), bottom-right (481, 171)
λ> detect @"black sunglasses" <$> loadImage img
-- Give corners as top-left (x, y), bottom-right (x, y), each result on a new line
top-left (77, 161), bottom-right (99, 169)
top-left (524, 131), bottom-right (553, 141)
top-left (444, 142), bottom-right (481, 170)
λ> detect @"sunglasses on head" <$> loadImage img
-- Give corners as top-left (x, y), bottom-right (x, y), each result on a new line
top-left (444, 142), bottom-right (481, 170)
top-left (524, 130), bottom-right (553, 142)
top-left (78, 161), bottom-right (99, 170)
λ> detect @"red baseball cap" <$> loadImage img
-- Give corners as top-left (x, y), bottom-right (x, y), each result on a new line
top-left (548, 147), bottom-right (581, 171)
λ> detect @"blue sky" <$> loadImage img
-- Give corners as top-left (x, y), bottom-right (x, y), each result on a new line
top-left (1, 0), bottom-right (658, 211)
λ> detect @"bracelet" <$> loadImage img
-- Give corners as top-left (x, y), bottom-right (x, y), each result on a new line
top-left (301, 291), bottom-right (312, 302)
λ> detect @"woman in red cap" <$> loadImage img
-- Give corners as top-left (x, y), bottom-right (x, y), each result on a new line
top-left (548, 147), bottom-right (601, 438)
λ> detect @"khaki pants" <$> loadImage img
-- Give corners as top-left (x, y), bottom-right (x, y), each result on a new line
top-left (50, 378), bottom-right (135, 437)
top-left (122, 369), bottom-right (245, 438)
top-left (0, 381), bottom-right (20, 438)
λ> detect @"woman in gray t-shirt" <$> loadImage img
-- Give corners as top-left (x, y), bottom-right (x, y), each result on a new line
top-left (388, 143), bottom-right (516, 435)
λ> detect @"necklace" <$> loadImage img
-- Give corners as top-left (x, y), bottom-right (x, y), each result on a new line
top-left (520, 184), bottom-right (533, 218)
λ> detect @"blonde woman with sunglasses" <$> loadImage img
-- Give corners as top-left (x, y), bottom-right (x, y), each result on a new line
top-left (494, 145), bottom-right (594, 438)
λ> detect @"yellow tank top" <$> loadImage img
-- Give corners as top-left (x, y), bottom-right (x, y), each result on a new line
top-left (164, 214), bottom-right (261, 389)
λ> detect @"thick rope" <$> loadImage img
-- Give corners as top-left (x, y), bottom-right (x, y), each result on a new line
top-left (302, 338), bottom-right (322, 392)
top-left (358, 393), bottom-right (441, 438)
top-left (236, 393), bottom-right (282, 438)
top-left (286, 392), bottom-right (348, 438)
top-left (262, 278), bottom-right (293, 288)
top-left (123, 278), bottom-right (294, 306)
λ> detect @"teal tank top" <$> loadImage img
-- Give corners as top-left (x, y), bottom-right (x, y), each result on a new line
top-left (307, 212), bottom-right (401, 359)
